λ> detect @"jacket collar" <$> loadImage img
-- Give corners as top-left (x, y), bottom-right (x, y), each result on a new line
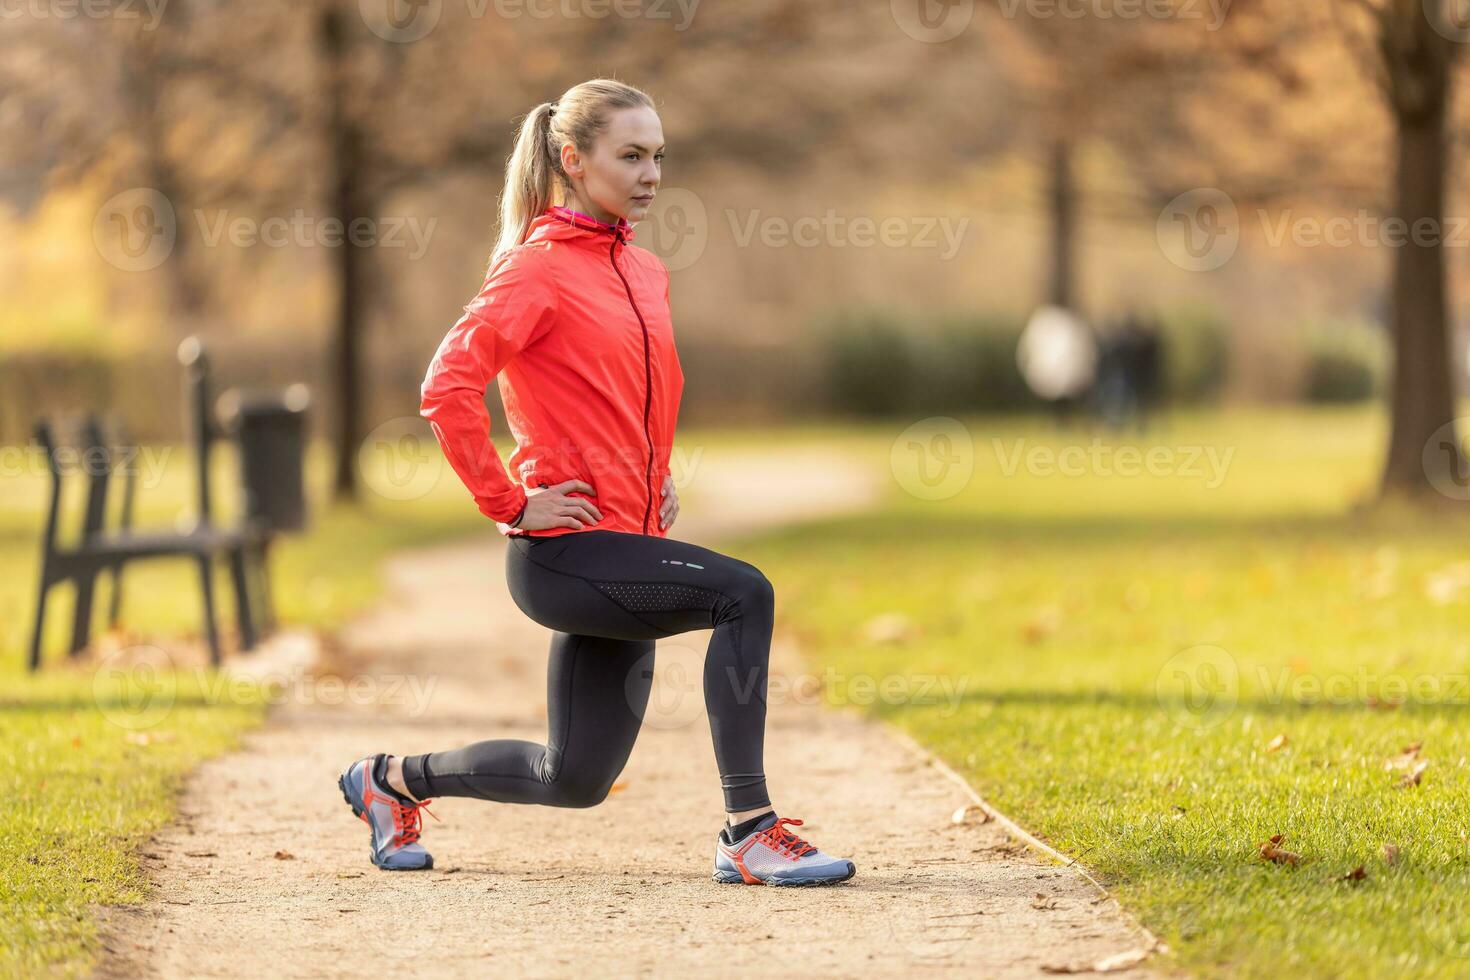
top-left (526, 205), bottom-right (636, 246)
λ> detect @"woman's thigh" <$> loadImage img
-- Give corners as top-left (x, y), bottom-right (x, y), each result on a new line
top-left (505, 530), bottom-right (772, 641)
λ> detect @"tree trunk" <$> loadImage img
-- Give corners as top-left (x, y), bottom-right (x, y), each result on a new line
top-left (1379, 4), bottom-right (1462, 500)
top-left (320, 2), bottom-right (366, 502)
top-left (1047, 137), bottom-right (1076, 309)
top-left (143, 134), bottom-right (209, 330)
top-left (123, 28), bottom-right (209, 331)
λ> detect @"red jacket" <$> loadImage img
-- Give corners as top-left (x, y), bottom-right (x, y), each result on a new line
top-left (421, 205), bottom-right (684, 539)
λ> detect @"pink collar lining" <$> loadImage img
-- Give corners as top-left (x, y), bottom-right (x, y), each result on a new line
top-left (546, 204), bottom-right (631, 236)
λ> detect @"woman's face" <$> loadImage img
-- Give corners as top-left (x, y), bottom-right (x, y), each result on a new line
top-left (561, 105), bottom-right (664, 225)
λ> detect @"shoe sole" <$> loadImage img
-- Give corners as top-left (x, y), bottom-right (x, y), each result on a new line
top-left (712, 862), bottom-right (856, 886)
top-left (338, 769), bottom-right (434, 872)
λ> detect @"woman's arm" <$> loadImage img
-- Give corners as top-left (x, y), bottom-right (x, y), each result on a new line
top-left (420, 251), bottom-right (558, 522)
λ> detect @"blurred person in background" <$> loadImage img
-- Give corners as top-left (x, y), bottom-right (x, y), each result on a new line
top-left (1095, 309), bottom-right (1162, 432)
top-left (1018, 304), bottom-right (1098, 426)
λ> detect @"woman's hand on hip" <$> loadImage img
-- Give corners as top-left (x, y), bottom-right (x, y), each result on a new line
top-left (659, 473), bottom-right (679, 530)
top-left (517, 480), bottom-right (603, 531)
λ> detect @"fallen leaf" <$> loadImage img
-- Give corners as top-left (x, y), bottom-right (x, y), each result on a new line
top-left (1259, 834), bottom-right (1303, 866)
top-left (1381, 843), bottom-right (1400, 866)
top-left (1041, 946), bottom-right (1156, 974)
top-left (1022, 607), bottom-right (1062, 645)
top-left (1384, 742), bottom-right (1423, 771)
top-left (1395, 760), bottom-right (1429, 789)
top-left (1031, 892), bottom-right (1059, 910)
top-left (1365, 696), bottom-right (1404, 710)
top-left (273, 850), bottom-right (295, 861)
top-left (125, 731), bottom-right (177, 746)
top-left (1266, 734), bottom-right (1289, 754)
top-left (1424, 562), bottom-right (1470, 605)
top-left (1095, 948), bottom-right (1155, 972)
top-left (861, 612), bottom-right (917, 646)
top-left (184, 851), bottom-right (218, 858)
top-left (952, 804), bottom-right (992, 826)
top-left (1336, 864), bottom-right (1367, 883)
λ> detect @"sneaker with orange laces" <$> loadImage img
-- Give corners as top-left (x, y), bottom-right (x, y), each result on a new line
top-left (713, 813), bottom-right (856, 886)
top-left (338, 754), bottom-right (438, 871)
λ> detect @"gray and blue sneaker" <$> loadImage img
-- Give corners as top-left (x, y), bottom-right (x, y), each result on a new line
top-left (713, 813), bottom-right (856, 886)
top-left (337, 755), bottom-right (437, 871)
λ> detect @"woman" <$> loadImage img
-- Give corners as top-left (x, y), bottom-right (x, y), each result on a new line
top-left (337, 79), bottom-right (855, 887)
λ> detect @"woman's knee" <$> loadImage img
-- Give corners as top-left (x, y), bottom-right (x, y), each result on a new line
top-left (541, 748), bottom-right (621, 808)
top-left (548, 774), bottom-right (615, 808)
top-left (724, 562), bottom-right (775, 616)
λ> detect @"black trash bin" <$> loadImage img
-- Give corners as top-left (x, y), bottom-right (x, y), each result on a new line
top-left (219, 384), bottom-right (311, 535)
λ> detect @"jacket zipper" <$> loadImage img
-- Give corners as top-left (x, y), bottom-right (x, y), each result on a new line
top-left (608, 233), bottom-right (657, 534)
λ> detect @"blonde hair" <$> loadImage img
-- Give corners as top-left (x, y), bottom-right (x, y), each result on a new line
top-left (491, 78), bottom-right (656, 268)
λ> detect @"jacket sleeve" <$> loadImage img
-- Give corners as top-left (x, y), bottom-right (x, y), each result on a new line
top-left (420, 250), bottom-right (558, 522)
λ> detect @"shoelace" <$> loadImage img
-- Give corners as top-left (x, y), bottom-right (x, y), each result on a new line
top-left (389, 797), bottom-right (440, 848)
top-left (756, 817), bottom-right (818, 859)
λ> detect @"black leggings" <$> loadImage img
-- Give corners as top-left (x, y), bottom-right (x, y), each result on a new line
top-left (401, 529), bottom-right (773, 813)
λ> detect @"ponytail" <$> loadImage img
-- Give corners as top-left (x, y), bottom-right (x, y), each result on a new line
top-left (490, 101), bottom-right (558, 268)
top-left (489, 79), bottom-right (656, 270)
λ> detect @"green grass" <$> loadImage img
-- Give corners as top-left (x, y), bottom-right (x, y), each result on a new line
top-left (12, 408), bottom-right (1470, 976)
top-left (730, 406), bottom-right (1470, 979)
top-left (1, 436), bottom-right (488, 977)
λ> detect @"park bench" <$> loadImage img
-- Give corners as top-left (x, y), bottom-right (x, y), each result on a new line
top-left (27, 338), bottom-right (309, 670)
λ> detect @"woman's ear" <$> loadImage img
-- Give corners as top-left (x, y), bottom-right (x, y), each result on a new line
top-left (561, 142), bottom-right (583, 180)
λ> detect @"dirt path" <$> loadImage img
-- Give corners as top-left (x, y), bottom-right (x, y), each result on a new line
top-left (96, 447), bottom-right (1161, 978)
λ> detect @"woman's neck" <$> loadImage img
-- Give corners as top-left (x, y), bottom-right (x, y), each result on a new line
top-left (560, 195), bottom-right (621, 227)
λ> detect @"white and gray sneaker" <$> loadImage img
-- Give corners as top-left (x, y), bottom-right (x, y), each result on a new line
top-left (337, 755), bottom-right (437, 871)
top-left (713, 813), bottom-right (856, 886)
